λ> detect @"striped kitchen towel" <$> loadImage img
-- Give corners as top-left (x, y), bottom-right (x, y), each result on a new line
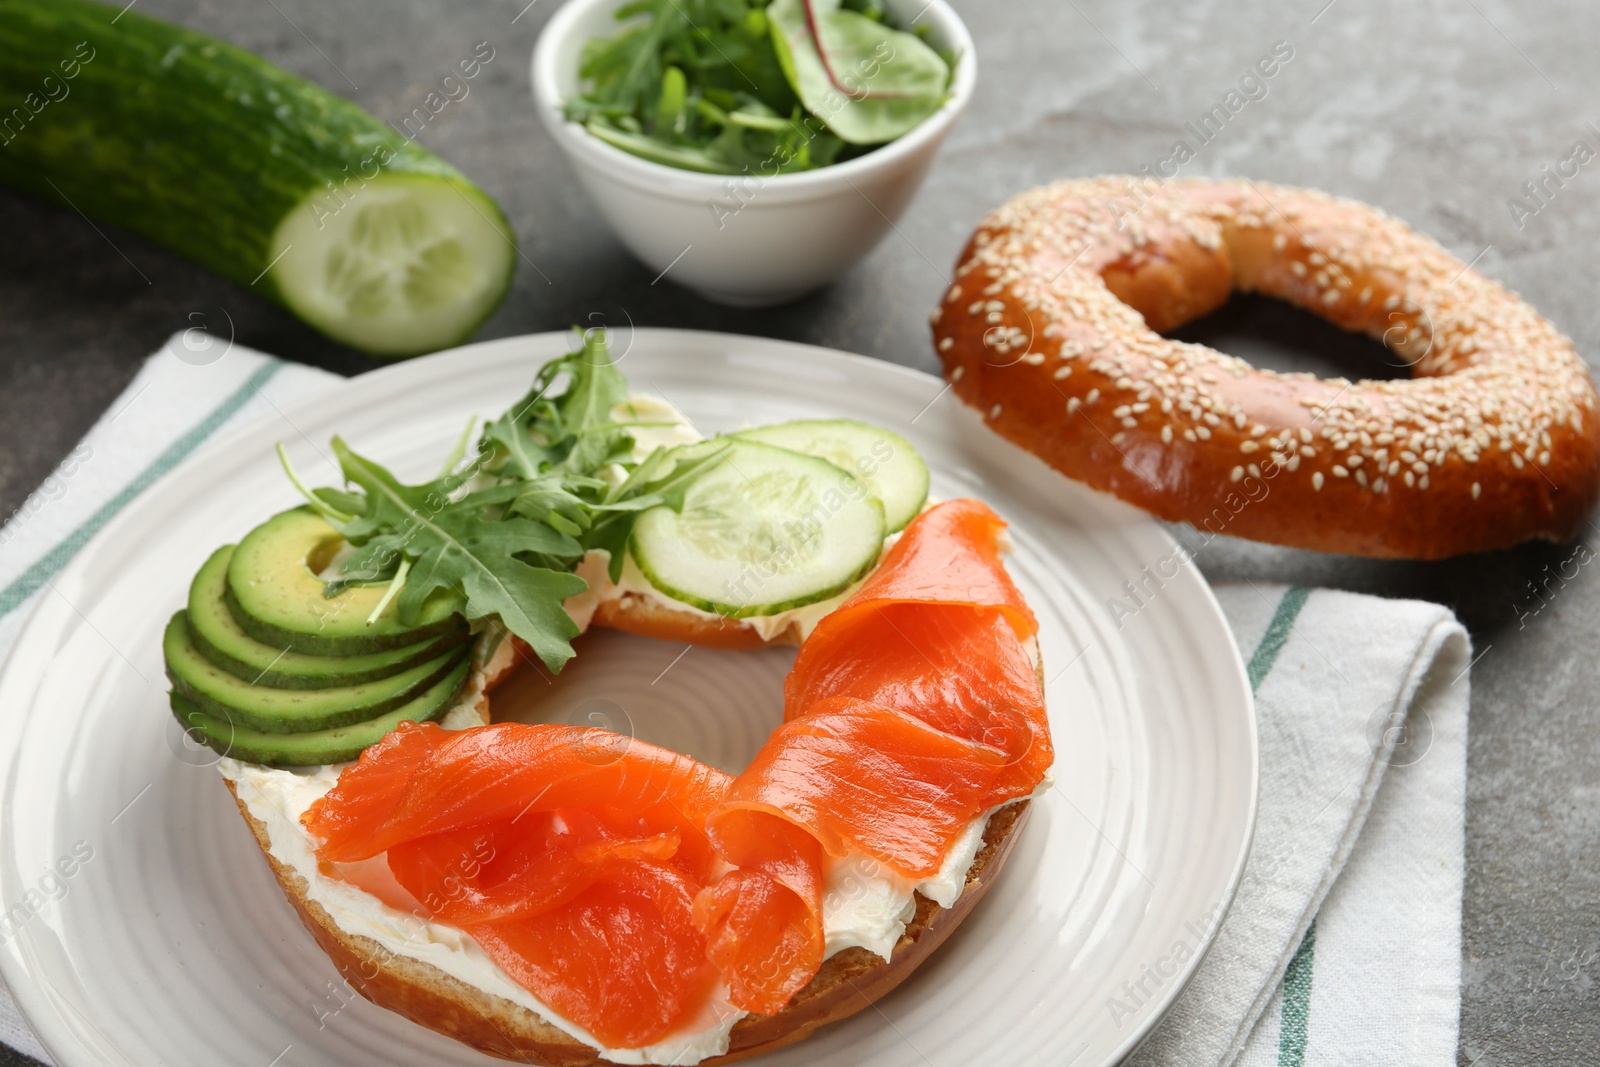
top-left (0, 336), bottom-right (1470, 1066)
top-left (1131, 587), bottom-right (1470, 1067)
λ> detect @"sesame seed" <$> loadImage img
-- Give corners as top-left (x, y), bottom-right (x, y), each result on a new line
top-left (1471, 481), bottom-right (1481, 499)
top-left (1054, 366), bottom-right (1072, 379)
top-left (1333, 465), bottom-right (1348, 477)
top-left (938, 337), bottom-right (954, 352)
top-left (1312, 471), bottom-right (1325, 490)
top-left (951, 365), bottom-right (965, 381)
top-left (1231, 466), bottom-right (1244, 482)
top-left (1161, 425), bottom-right (1173, 443)
top-left (1085, 388), bottom-right (1100, 404)
top-left (1067, 397), bottom-right (1081, 412)
top-left (1240, 440), bottom-right (1259, 453)
top-left (989, 404), bottom-right (1002, 419)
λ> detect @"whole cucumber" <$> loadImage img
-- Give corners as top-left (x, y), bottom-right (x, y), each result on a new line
top-left (0, 0), bottom-right (515, 356)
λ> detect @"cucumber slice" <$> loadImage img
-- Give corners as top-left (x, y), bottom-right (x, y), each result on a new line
top-left (737, 419), bottom-right (929, 532)
top-left (630, 439), bottom-right (885, 617)
top-left (164, 613), bottom-right (465, 734)
top-left (188, 546), bottom-right (467, 689)
top-left (170, 657), bottom-right (470, 766)
top-left (0, 0), bottom-right (514, 357)
top-left (227, 508), bottom-right (465, 655)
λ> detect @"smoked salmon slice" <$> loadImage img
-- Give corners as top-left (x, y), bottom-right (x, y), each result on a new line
top-left (303, 721), bottom-right (731, 1048)
top-left (300, 498), bottom-right (1052, 1044)
top-left (698, 499), bottom-right (1051, 1014)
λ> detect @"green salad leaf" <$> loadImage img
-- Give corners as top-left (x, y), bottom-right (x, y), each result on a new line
top-left (563, 0), bottom-right (950, 173)
top-left (283, 329), bottom-right (712, 673)
top-left (767, 0), bottom-right (950, 144)
top-left (331, 438), bottom-right (589, 670)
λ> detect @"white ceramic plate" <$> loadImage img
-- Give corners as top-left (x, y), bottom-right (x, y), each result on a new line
top-left (0, 330), bottom-right (1254, 1067)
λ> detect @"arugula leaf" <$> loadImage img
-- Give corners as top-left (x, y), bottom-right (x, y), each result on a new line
top-left (482, 329), bottom-right (633, 482)
top-left (767, 0), bottom-right (951, 145)
top-left (329, 437), bottom-right (589, 672)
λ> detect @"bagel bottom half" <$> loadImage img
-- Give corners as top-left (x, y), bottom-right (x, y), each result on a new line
top-left (223, 602), bottom-right (1036, 1066)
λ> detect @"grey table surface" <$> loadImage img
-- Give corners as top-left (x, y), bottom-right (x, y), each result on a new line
top-left (2, 0), bottom-right (1597, 1064)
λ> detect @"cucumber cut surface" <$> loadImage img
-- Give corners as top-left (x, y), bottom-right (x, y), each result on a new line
top-left (188, 546), bottom-right (467, 689)
top-left (737, 418), bottom-right (930, 532)
top-left (164, 613), bottom-right (465, 734)
top-left (170, 658), bottom-right (470, 766)
top-left (270, 175), bottom-right (515, 356)
top-left (630, 439), bottom-right (885, 618)
top-left (227, 508), bottom-right (464, 655)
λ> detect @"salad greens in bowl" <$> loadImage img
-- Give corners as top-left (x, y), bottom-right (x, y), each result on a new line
top-left (532, 0), bottom-right (975, 305)
top-left (563, 0), bottom-right (958, 175)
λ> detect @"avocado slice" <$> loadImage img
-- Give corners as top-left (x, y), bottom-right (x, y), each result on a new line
top-left (170, 656), bottom-right (471, 766)
top-left (226, 507), bottom-right (466, 655)
top-left (164, 612), bottom-right (465, 734)
top-left (189, 546), bottom-right (468, 689)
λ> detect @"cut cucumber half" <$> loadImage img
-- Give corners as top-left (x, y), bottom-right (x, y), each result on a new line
top-left (0, 0), bottom-right (514, 357)
top-left (164, 612), bottom-right (465, 734)
top-left (188, 546), bottom-right (467, 689)
top-left (227, 508), bottom-right (465, 655)
top-left (630, 439), bottom-right (885, 618)
top-left (737, 419), bottom-right (929, 532)
top-left (170, 657), bottom-right (470, 766)
top-left (269, 175), bottom-right (515, 356)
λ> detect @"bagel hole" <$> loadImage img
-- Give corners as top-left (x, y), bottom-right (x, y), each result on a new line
top-left (1167, 293), bottom-right (1411, 381)
top-left (489, 629), bottom-right (795, 775)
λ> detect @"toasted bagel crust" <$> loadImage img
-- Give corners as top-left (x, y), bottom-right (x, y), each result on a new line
top-left (591, 594), bottom-right (801, 650)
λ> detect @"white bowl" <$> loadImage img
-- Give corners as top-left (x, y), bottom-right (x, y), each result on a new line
top-left (531, 0), bottom-right (977, 306)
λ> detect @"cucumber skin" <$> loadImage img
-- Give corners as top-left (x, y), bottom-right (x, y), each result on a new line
top-left (0, 0), bottom-right (511, 338)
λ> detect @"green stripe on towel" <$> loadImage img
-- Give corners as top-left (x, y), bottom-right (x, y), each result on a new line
top-left (1276, 920), bottom-right (1317, 1067)
top-left (0, 359), bottom-right (284, 619)
top-left (1250, 587), bottom-right (1317, 1067)
top-left (1247, 586), bottom-right (1310, 691)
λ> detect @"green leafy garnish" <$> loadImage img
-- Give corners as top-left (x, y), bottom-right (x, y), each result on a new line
top-left (281, 329), bottom-right (717, 673)
top-left (563, 0), bottom-right (951, 174)
top-left (767, 0), bottom-right (952, 144)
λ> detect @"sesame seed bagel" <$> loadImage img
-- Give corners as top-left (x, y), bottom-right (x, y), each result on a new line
top-left (932, 176), bottom-right (1600, 559)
